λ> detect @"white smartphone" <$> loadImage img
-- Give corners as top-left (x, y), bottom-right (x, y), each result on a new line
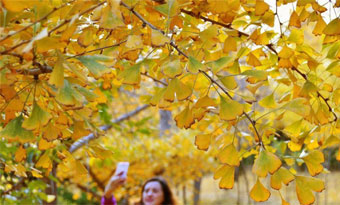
top-left (114, 162), bottom-right (129, 178)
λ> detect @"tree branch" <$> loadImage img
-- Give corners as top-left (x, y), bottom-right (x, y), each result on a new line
top-left (292, 66), bottom-right (337, 122)
top-left (141, 73), bottom-right (167, 86)
top-left (87, 166), bottom-right (105, 191)
top-left (16, 65), bottom-right (53, 76)
top-left (67, 40), bottom-right (127, 59)
top-left (69, 104), bottom-right (150, 153)
top-left (121, 1), bottom-right (265, 147)
top-left (180, 9), bottom-right (278, 56)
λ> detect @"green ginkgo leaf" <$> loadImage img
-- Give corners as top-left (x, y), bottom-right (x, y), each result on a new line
top-left (219, 96), bottom-right (243, 121)
top-left (0, 115), bottom-right (34, 143)
top-left (118, 63), bottom-right (141, 85)
top-left (259, 93), bottom-right (277, 108)
top-left (187, 56), bottom-right (203, 74)
top-left (78, 56), bottom-right (110, 78)
top-left (22, 103), bottom-right (52, 130)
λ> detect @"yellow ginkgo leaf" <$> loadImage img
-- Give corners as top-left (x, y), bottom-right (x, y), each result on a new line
top-left (31, 168), bottom-right (43, 178)
top-left (192, 107), bottom-right (207, 121)
top-left (174, 106), bottom-right (195, 129)
top-left (252, 149), bottom-right (282, 177)
top-left (74, 160), bottom-right (88, 176)
top-left (279, 191), bottom-right (290, 205)
top-left (77, 27), bottom-right (94, 47)
top-left (36, 37), bottom-right (66, 53)
top-left (38, 138), bottom-right (55, 150)
top-left (151, 29), bottom-right (170, 46)
top-left (219, 96), bottom-right (243, 121)
top-left (173, 78), bottom-right (192, 101)
top-left (149, 87), bottom-right (167, 106)
top-left (278, 46), bottom-right (294, 59)
top-left (323, 18), bottom-right (340, 36)
top-left (2, 0), bottom-right (31, 12)
top-left (213, 164), bottom-right (235, 189)
top-left (99, 6), bottom-right (124, 29)
top-left (336, 147), bottom-right (340, 161)
top-left (270, 167), bottom-right (295, 190)
top-left (223, 36), bottom-right (237, 52)
top-left (195, 134), bottom-right (211, 151)
top-left (194, 95), bottom-right (216, 108)
top-left (296, 175), bottom-right (325, 205)
top-left (217, 143), bottom-right (240, 166)
top-left (219, 75), bottom-right (238, 90)
top-left (259, 93), bottom-right (277, 109)
top-left (22, 103), bottom-right (52, 130)
top-left (289, 11), bottom-right (301, 28)
top-left (312, 17), bottom-right (327, 36)
top-left (125, 35), bottom-right (143, 50)
top-left (255, 1), bottom-right (269, 16)
top-left (288, 29), bottom-right (304, 44)
top-left (36, 152), bottom-right (52, 169)
top-left (49, 53), bottom-right (65, 88)
top-left (298, 81), bottom-right (318, 98)
top-left (15, 146), bottom-right (26, 162)
top-left (283, 98), bottom-right (310, 117)
top-left (72, 121), bottom-right (91, 140)
top-left (247, 52), bottom-right (261, 67)
top-left (164, 78), bottom-right (192, 102)
top-left (15, 164), bottom-right (27, 178)
top-left (322, 135), bottom-right (340, 148)
top-left (262, 10), bottom-right (275, 27)
top-left (302, 150), bottom-right (324, 176)
top-left (250, 178), bottom-right (271, 202)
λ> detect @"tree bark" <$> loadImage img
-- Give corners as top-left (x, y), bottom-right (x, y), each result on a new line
top-left (43, 162), bottom-right (57, 205)
top-left (182, 185), bottom-right (187, 205)
top-left (159, 110), bottom-right (172, 136)
top-left (193, 178), bottom-right (202, 205)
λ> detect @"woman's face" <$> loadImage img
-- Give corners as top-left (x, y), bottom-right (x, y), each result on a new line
top-left (142, 181), bottom-right (164, 205)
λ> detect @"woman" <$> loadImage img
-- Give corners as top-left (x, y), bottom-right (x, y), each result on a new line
top-left (102, 174), bottom-right (176, 205)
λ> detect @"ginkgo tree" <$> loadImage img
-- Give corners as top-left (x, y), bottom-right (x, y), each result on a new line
top-left (1, 0), bottom-right (340, 204)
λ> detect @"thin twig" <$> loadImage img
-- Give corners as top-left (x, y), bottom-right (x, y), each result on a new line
top-left (0, 82), bottom-right (34, 113)
top-left (141, 73), bottom-right (167, 86)
top-left (69, 104), bottom-right (150, 153)
top-left (67, 40), bottom-right (127, 59)
top-left (16, 65), bottom-right (53, 76)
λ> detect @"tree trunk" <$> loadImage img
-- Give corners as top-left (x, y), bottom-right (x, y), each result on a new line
top-left (193, 178), bottom-right (202, 205)
top-left (43, 162), bottom-right (57, 205)
top-left (182, 185), bottom-right (187, 205)
top-left (159, 110), bottom-right (172, 136)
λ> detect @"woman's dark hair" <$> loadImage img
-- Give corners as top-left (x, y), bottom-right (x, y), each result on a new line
top-left (140, 177), bottom-right (176, 205)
